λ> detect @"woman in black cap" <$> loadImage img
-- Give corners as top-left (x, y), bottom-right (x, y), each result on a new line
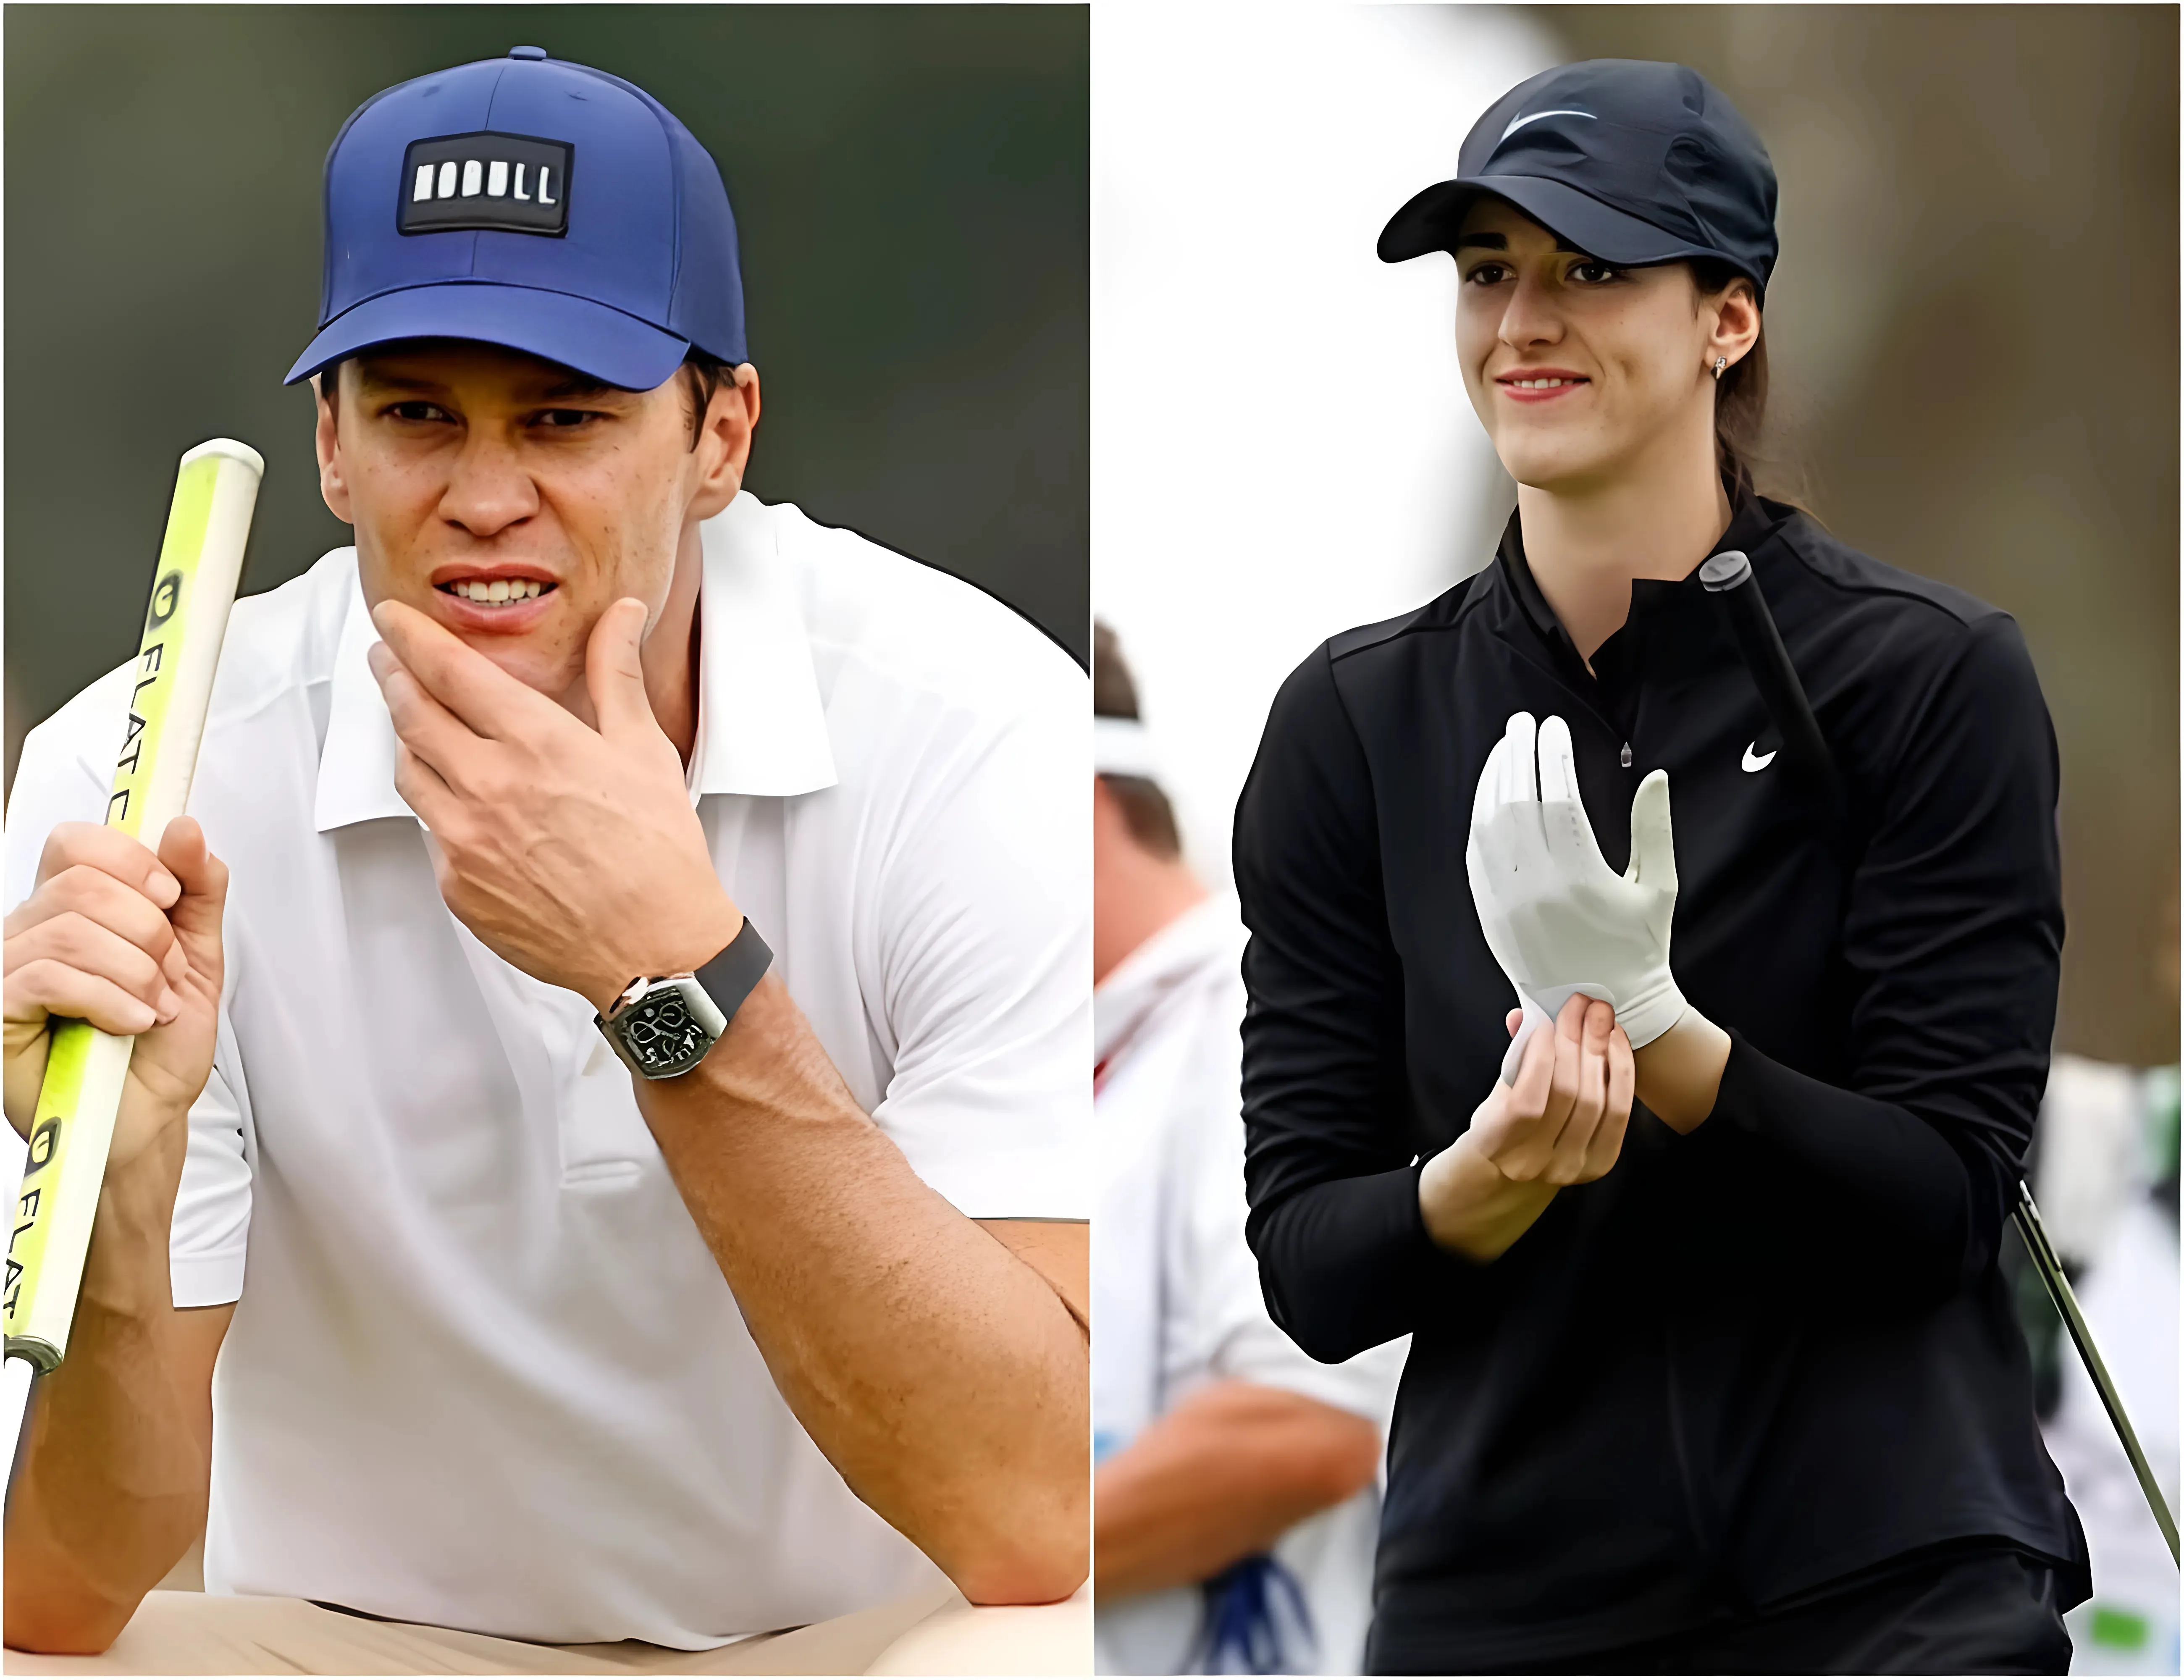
top-left (1233, 58), bottom-right (2088, 1675)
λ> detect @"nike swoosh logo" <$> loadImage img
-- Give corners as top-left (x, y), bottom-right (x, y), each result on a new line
top-left (1500, 109), bottom-right (1596, 140)
top-left (1743, 744), bottom-right (1777, 772)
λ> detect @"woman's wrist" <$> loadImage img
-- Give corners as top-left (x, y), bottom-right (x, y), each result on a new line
top-left (1418, 1132), bottom-right (1558, 1263)
top-left (1631, 1009), bottom-right (1731, 1134)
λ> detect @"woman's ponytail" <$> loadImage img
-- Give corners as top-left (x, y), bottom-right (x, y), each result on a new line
top-left (1714, 329), bottom-right (1769, 496)
top-left (1692, 257), bottom-right (1776, 501)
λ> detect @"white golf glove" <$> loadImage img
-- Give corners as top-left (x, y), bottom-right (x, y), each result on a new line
top-left (1465, 711), bottom-right (1687, 1084)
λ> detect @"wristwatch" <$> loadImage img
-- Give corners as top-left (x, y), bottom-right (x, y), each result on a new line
top-left (594, 918), bottom-right (774, 1080)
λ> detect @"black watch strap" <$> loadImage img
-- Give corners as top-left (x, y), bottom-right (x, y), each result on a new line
top-left (694, 917), bottom-right (772, 1029)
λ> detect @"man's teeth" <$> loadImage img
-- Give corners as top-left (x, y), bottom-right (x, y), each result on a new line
top-left (447, 580), bottom-right (546, 603)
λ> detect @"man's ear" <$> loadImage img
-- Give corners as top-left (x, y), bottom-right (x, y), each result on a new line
top-left (688, 364), bottom-right (760, 522)
top-left (315, 371), bottom-right (355, 526)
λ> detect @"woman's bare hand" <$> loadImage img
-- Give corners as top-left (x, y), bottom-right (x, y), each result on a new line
top-left (1467, 993), bottom-right (1635, 1185)
top-left (1418, 994), bottom-right (1635, 1261)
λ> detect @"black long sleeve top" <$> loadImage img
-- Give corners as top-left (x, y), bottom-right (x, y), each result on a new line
top-left (1233, 494), bottom-right (2089, 1672)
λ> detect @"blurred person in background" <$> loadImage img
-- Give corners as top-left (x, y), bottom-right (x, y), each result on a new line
top-left (1092, 622), bottom-right (1404, 1675)
top-left (1235, 59), bottom-right (2089, 1674)
top-left (2016, 891), bottom-right (2180, 1675)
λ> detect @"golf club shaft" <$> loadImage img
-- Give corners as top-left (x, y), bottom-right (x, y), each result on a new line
top-left (2013, 1183), bottom-right (2180, 1565)
top-left (1706, 550), bottom-right (2177, 1568)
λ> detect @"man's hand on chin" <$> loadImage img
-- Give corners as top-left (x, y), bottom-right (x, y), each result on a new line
top-left (368, 597), bottom-right (740, 1011)
top-left (372, 596), bottom-right (1091, 1608)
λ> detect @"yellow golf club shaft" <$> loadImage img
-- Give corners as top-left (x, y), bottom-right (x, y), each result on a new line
top-left (5, 440), bottom-right (261, 1383)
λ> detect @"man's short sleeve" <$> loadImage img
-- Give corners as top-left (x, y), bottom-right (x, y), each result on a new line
top-left (866, 699), bottom-right (1089, 1221)
top-left (7, 679), bottom-right (252, 1308)
top-left (170, 1056), bottom-right (250, 1306)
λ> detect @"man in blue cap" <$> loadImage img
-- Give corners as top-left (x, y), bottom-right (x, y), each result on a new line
top-left (3, 49), bottom-right (1089, 1671)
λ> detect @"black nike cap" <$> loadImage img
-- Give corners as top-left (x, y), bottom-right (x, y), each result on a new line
top-left (1379, 59), bottom-right (1778, 299)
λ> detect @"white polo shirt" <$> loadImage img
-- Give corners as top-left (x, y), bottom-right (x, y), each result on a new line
top-left (1092, 897), bottom-right (1404, 1676)
top-left (4, 494), bottom-right (1090, 1648)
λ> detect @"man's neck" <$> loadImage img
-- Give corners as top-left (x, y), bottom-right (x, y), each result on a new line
top-left (1093, 849), bottom-right (1210, 987)
top-left (1516, 433), bottom-right (1734, 664)
top-left (648, 521), bottom-right (707, 766)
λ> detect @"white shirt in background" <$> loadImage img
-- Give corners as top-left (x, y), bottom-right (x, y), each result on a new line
top-left (1092, 896), bottom-right (1404, 1675)
top-left (2033, 1058), bottom-right (2181, 1676)
top-left (4, 494), bottom-right (1090, 1648)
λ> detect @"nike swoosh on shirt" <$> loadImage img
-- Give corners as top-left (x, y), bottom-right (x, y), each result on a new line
top-left (1501, 109), bottom-right (1596, 140)
top-left (1743, 744), bottom-right (1777, 772)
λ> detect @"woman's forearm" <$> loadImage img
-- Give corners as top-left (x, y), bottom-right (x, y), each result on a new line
top-left (1677, 1024), bottom-right (1999, 1297)
top-left (1417, 1131), bottom-right (1559, 1260)
top-left (1250, 1167), bottom-right (1452, 1364)
top-left (637, 975), bottom-right (1089, 1605)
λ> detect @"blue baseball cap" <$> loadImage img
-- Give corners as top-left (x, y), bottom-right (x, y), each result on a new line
top-left (285, 47), bottom-right (747, 391)
top-left (1379, 60), bottom-right (1778, 299)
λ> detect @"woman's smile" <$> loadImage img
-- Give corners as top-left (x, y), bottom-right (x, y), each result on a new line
top-left (1495, 368), bottom-right (1592, 405)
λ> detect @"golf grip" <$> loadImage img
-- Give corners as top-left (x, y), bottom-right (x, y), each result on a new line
top-left (4, 441), bottom-right (261, 1380)
top-left (1701, 548), bottom-right (2179, 1570)
top-left (1697, 550), bottom-right (1841, 810)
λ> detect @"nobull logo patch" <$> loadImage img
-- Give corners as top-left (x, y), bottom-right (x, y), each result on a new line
top-left (399, 132), bottom-right (572, 236)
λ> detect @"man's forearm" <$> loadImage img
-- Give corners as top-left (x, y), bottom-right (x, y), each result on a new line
top-left (1095, 1381), bottom-right (1381, 1600)
top-left (634, 974), bottom-right (1089, 1604)
top-left (5, 1144), bottom-right (216, 1654)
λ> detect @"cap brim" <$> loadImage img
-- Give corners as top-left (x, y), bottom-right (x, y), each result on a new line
top-left (1378, 174), bottom-right (1726, 272)
top-left (284, 282), bottom-right (692, 390)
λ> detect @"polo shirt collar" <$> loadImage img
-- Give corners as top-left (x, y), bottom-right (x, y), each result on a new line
top-left (685, 495), bottom-right (838, 801)
top-left (314, 495), bottom-right (837, 833)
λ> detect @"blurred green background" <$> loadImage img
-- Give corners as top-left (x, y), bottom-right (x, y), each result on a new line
top-left (1536, 4), bottom-right (2179, 1068)
top-left (5, 3), bottom-right (1088, 786)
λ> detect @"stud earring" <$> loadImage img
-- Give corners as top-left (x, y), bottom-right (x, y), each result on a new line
top-left (1712, 355), bottom-right (1728, 381)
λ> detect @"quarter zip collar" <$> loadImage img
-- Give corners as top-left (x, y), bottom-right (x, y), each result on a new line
top-left (1488, 483), bottom-right (1786, 674)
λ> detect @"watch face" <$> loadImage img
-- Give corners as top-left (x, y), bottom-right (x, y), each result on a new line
top-left (613, 982), bottom-right (720, 1079)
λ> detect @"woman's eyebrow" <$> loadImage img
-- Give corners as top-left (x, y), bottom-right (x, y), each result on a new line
top-left (1452, 231), bottom-right (1596, 257)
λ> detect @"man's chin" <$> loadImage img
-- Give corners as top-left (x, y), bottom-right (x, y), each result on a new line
top-left (462, 638), bottom-right (583, 704)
